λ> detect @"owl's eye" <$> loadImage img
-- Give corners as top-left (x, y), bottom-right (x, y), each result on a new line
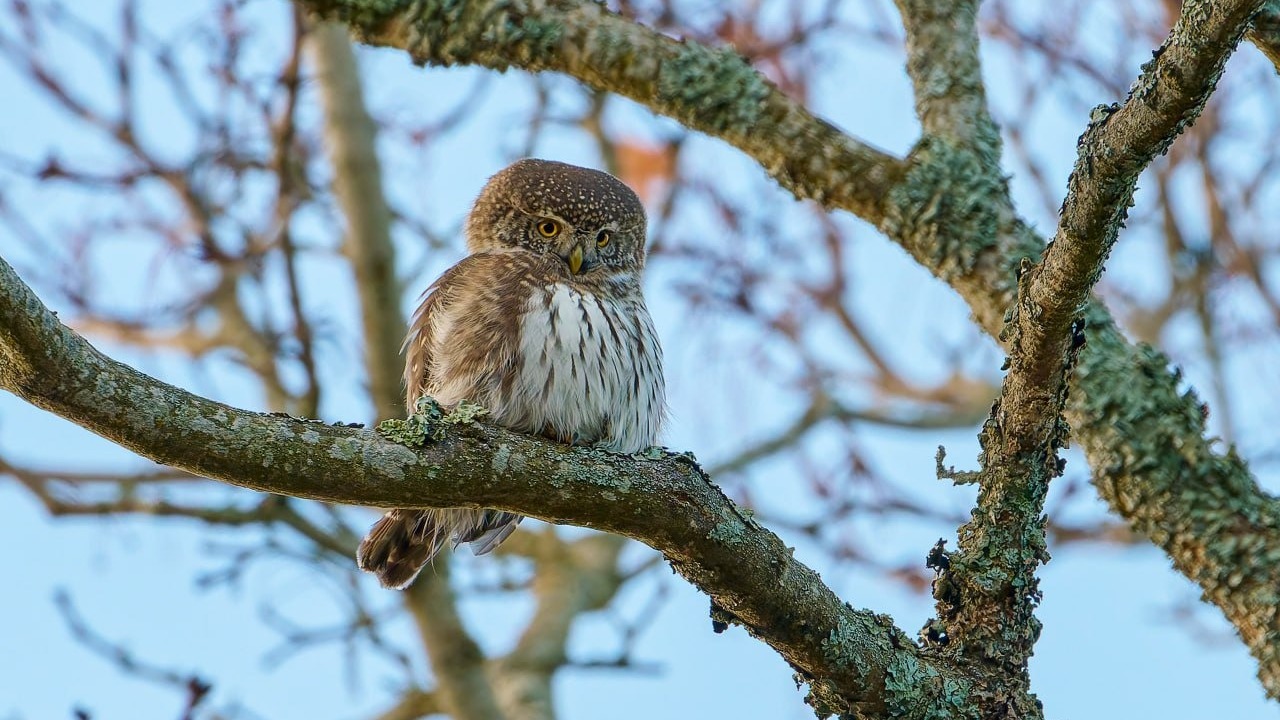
top-left (596, 230), bottom-right (611, 248)
top-left (536, 219), bottom-right (561, 238)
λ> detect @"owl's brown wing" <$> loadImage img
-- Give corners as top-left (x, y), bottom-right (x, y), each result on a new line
top-left (363, 252), bottom-right (537, 588)
top-left (402, 251), bottom-right (545, 413)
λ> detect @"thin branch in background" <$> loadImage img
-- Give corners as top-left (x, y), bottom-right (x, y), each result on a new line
top-left (55, 590), bottom-right (216, 720)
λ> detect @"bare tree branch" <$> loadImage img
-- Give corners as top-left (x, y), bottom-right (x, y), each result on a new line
top-left (894, 0), bottom-right (1000, 150)
top-left (309, 19), bottom-right (404, 422)
top-left (0, 254), bottom-right (991, 716)
top-left (56, 590), bottom-right (217, 719)
top-left (372, 688), bottom-right (442, 720)
top-left (494, 533), bottom-right (626, 720)
top-left (405, 570), bottom-right (507, 720)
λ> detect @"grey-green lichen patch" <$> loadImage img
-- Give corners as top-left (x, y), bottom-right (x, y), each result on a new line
top-left (548, 461), bottom-right (572, 488)
top-left (305, 0), bottom-right (407, 37)
top-left (443, 400), bottom-right (489, 425)
top-left (708, 517), bottom-right (744, 545)
top-left (402, 0), bottom-right (494, 66)
top-left (490, 442), bottom-right (535, 477)
top-left (706, 504), bottom-right (747, 543)
top-left (588, 22), bottom-right (658, 83)
top-left (187, 408), bottom-right (231, 436)
top-left (400, 0), bottom-right (566, 71)
top-left (377, 396), bottom-right (454, 446)
top-left (562, 448), bottom-right (633, 492)
top-left (412, 395), bottom-right (447, 420)
top-left (328, 436), bottom-right (365, 462)
top-left (657, 44), bottom-right (768, 134)
top-left (819, 613), bottom-right (860, 670)
top-left (377, 417), bottom-right (429, 446)
top-left (492, 443), bottom-right (512, 474)
top-left (880, 136), bottom-right (1003, 283)
top-left (506, 15), bottom-right (564, 65)
top-left (883, 653), bottom-right (972, 720)
top-left (633, 445), bottom-right (666, 461)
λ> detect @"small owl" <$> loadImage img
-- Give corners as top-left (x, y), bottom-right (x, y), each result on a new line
top-left (358, 159), bottom-right (666, 589)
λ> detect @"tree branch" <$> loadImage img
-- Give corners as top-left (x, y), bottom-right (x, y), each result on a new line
top-left (294, 0), bottom-right (905, 222)
top-left (943, 0), bottom-right (1274, 697)
top-left (372, 688), bottom-right (442, 720)
top-left (309, 19), bottom-right (404, 422)
top-left (1031, 0), bottom-right (1261, 389)
top-left (894, 0), bottom-right (1000, 151)
top-left (494, 533), bottom-right (627, 720)
top-left (405, 569), bottom-right (507, 720)
top-left (0, 255), bottom-right (992, 716)
top-left (1248, 1), bottom-right (1280, 72)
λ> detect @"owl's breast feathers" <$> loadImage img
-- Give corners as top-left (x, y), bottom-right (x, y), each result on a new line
top-left (404, 250), bottom-right (665, 454)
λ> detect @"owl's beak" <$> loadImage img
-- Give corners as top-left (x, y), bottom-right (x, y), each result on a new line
top-left (567, 244), bottom-right (584, 275)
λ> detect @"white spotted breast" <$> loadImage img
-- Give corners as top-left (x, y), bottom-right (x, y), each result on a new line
top-left (501, 282), bottom-right (664, 454)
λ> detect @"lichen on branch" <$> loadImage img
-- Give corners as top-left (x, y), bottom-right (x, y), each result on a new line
top-left (0, 252), bottom-right (984, 717)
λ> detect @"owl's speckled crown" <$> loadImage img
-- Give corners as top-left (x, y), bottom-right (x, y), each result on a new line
top-left (466, 159), bottom-right (645, 250)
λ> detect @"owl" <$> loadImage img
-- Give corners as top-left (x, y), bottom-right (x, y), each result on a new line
top-left (357, 158), bottom-right (666, 589)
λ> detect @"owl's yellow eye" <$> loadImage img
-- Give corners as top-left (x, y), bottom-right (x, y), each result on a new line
top-left (536, 219), bottom-right (561, 238)
top-left (596, 230), bottom-right (611, 248)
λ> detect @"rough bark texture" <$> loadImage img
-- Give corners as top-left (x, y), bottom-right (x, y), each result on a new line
top-left (894, 4), bottom-right (1053, 714)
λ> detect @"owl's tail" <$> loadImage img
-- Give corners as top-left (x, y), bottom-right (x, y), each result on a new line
top-left (357, 508), bottom-right (523, 589)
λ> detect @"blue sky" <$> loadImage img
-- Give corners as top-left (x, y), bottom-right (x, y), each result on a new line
top-left (0, 1), bottom-right (1277, 719)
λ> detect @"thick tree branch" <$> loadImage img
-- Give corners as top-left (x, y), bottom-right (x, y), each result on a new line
top-left (294, 0), bottom-right (905, 223)
top-left (0, 255), bottom-right (991, 716)
top-left (894, 0), bottom-right (1000, 152)
top-left (939, 0), bottom-right (1275, 698)
top-left (988, 0), bottom-right (1279, 697)
top-left (1248, 1), bottom-right (1280, 72)
top-left (1024, 0), bottom-right (1261, 415)
top-left (884, 3), bottom-right (1062, 703)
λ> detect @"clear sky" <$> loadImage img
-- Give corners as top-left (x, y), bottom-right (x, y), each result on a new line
top-left (0, 1), bottom-right (1276, 719)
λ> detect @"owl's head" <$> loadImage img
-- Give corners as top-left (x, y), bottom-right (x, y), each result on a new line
top-left (466, 159), bottom-right (649, 279)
